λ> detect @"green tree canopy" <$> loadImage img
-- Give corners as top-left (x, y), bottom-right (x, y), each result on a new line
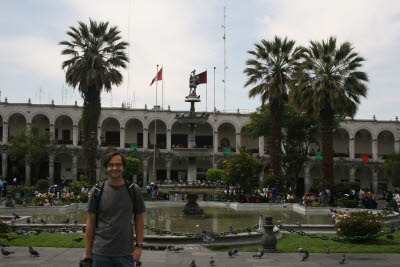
top-left (384, 152), bottom-right (400, 187)
top-left (290, 36), bottom-right (368, 189)
top-left (123, 157), bottom-right (141, 181)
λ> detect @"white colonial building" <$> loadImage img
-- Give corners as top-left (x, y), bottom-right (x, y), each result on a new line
top-left (0, 100), bottom-right (399, 194)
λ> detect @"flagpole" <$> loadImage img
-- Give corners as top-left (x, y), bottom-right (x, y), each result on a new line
top-left (213, 66), bottom-right (216, 113)
top-left (205, 68), bottom-right (208, 112)
top-left (153, 64), bottom-right (159, 183)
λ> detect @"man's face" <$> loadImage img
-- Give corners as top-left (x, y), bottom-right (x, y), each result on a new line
top-left (106, 155), bottom-right (124, 180)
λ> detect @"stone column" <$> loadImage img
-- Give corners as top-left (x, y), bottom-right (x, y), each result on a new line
top-left (26, 123), bottom-right (30, 135)
top-left (120, 127), bottom-right (125, 149)
top-left (235, 132), bottom-right (241, 153)
top-left (2, 122), bottom-right (8, 144)
top-left (372, 171), bottom-right (379, 195)
top-left (1, 152), bottom-right (7, 179)
top-left (133, 174), bottom-right (138, 183)
top-left (72, 154), bottom-right (78, 180)
top-left (97, 126), bottom-right (102, 145)
top-left (349, 167), bottom-right (356, 182)
top-left (25, 163), bottom-right (31, 186)
top-left (304, 165), bottom-right (311, 193)
top-left (49, 154), bottom-right (55, 185)
top-left (349, 138), bottom-right (355, 160)
top-left (166, 158), bottom-right (172, 180)
top-left (166, 129), bottom-right (171, 151)
top-left (372, 139), bottom-right (378, 161)
top-left (143, 128), bottom-right (149, 150)
top-left (395, 140), bottom-right (400, 153)
top-left (259, 136), bottom-right (265, 156)
top-left (73, 125), bottom-right (79, 147)
top-left (213, 131), bottom-right (218, 153)
top-left (96, 158), bottom-right (102, 181)
top-left (50, 124), bottom-right (56, 140)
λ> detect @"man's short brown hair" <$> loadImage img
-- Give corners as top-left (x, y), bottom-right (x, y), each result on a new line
top-left (103, 151), bottom-right (126, 168)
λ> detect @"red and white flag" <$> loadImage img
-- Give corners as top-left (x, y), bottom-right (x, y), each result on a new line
top-left (195, 70), bottom-right (207, 84)
top-left (150, 67), bottom-right (163, 86)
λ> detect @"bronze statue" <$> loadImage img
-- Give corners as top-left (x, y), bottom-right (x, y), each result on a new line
top-left (189, 69), bottom-right (200, 95)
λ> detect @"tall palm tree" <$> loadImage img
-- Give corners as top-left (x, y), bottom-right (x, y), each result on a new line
top-left (244, 36), bottom-right (298, 178)
top-left (291, 37), bottom-right (368, 190)
top-left (60, 19), bottom-right (128, 184)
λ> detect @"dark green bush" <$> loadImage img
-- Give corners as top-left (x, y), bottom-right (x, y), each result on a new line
top-left (36, 179), bottom-right (49, 193)
top-left (0, 222), bottom-right (11, 233)
top-left (206, 169), bottom-right (224, 181)
top-left (334, 210), bottom-right (384, 239)
top-left (341, 198), bottom-right (358, 208)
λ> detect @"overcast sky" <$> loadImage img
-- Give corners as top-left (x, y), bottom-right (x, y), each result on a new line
top-left (0, 0), bottom-right (399, 120)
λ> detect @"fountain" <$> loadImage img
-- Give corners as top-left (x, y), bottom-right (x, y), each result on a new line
top-left (159, 70), bottom-right (224, 215)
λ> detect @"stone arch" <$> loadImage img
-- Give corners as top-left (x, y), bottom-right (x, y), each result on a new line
top-left (148, 119), bottom-right (167, 149)
top-left (333, 128), bottom-right (350, 157)
top-left (53, 113), bottom-right (74, 126)
top-left (54, 115), bottom-right (74, 144)
top-left (145, 118), bottom-right (168, 130)
top-left (125, 118), bottom-right (144, 148)
top-left (352, 126), bottom-right (375, 139)
top-left (6, 112), bottom-right (28, 124)
top-left (7, 112), bottom-right (27, 138)
top-left (99, 115), bottom-right (122, 128)
top-left (216, 120), bottom-right (239, 133)
top-left (354, 128), bottom-right (372, 159)
top-left (101, 117), bottom-right (121, 147)
top-left (217, 122), bottom-right (237, 152)
top-left (377, 130), bottom-right (395, 158)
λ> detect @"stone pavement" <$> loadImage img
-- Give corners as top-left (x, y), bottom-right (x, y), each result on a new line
top-left (1, 246), bottom-right (400, 267)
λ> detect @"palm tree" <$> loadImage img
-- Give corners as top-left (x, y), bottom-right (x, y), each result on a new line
top-left (244, 36), bottom-right (297, 178)
top-left (60, 19), bottom-right (129, 184)
top-left (291, 37), bottom-right (368, 190)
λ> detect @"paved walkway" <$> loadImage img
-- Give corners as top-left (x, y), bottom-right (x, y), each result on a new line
top-left (1, 246), bottom-right (400, 267)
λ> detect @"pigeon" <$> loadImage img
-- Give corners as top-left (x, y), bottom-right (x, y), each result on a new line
top-left (166, 245), bottom-right (174, 251)
top-left (13, 213), bottom-right (21, 220)
top-left (27, 218), bottom-right (31, 224)
top-left (40, 218), bottom-right (47, 224)
top-left (24, 233), bottom-right (29, 238)
top-left (73, 237), bottom-right (83, 242)
top-left (174, 246), bottom-right (184, 252)
top-left (16, 230), bottom-right (23, 235)
top-left (29, 246), bottom-right (40, 257)
top-left (228, 250), bottom-right (233, 257)
top-left (202, 233), bottom-right (215, 243)
top-left (64, 218), bottom-right (70, 224)
top-left (136, 260), bottom-right (142, 266)
top-left (1, 248), bottom-right (14, 257)
top-left (74, 220), bottom-right (78, 225)
top-left (252, 249), bottom-right (264, 258)
top-left (339, 254), bottom-right (346, 264)
top-left (325, 245), bottom-right (330, 254)
top-left (229, 226), bottom-right (234, 232)
top-left (296, 246), bottom-right (305, 253)
top-left (189, 259), bottom-right (196, 267)
top-left (296, 221), bottom-right (302, 228)
top-left (6, 236), bottom-right (16, 242)
top-left (34, 230), bottom-right (41, 236)
top-left (301, 250), bottom-right (309, 261)
top-left (0, 242), bottom-right (9, 248)
top-left (232, 248), bottom-right (238, 255)
top-left (209, 256), bottom-right (215, 266)
top-left (283, 204), bottom-right (287, 208)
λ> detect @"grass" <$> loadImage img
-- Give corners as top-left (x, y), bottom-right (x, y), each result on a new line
top-left (209, 230), bottom-right (400, 253)
top-left (2, 230), bottom-right (400, 253)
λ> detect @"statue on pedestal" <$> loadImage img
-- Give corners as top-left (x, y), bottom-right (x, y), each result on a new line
top-left (189, 70), bottom-right (200, 95)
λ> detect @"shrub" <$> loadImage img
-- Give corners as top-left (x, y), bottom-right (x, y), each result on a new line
top-left (206, 169), bottom-right (224, 181)
top-left (341, 198), bottom-right (359, 208)
top-left (311, 201), bottom-right (324, 207)
top-left (78, 175), bottom-right (90, 183)
top-left (123, 157), bottom-right (141, 179)
top-left (334, 210), bottom-right (384, 239)
top-left (36, 179), bottom-right (49, 193)
top-left (68, 180), bottom-right (88, 195)
top-left (0, 221), bottom-right (11, 233)
top-left (79, 192), bottom-right (89, 203)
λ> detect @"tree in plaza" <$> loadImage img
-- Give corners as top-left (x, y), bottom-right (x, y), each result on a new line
top-left (221, 148), bottom-right (262, 193)
top-left (384, 152), bottom-right (400, 187)
top-left (8, 125), bottom-right (52, 185)
top-left (59, 19), bottom-right (129, 184)
top-left (244, 104), bottom-right (319, 192)
top-left (244, 36), bottom-right (298, 178)
top-left (291, 37), bottom-right (368, 190)
top-left (123, 157), bottom-right (141, 181)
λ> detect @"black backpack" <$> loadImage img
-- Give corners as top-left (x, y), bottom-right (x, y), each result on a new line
top-left (93, 179), bottom-right (136, 228)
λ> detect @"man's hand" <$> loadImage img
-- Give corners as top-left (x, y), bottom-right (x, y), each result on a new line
top-left (132, 247), bottom-right (142, 261)
top-left (81, 252), bottom-right (92, 267)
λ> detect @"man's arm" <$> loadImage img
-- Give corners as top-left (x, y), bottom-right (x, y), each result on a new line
top-left (132, 213), bottom-right (144, 261)
top-left (83, 212), bottom-right (96, 260)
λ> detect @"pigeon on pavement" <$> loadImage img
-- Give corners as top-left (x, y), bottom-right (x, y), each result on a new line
top-left (209, 256), bottom-right (215, 266)
top-left (1, 248), bottom-right (14, 257)
top-left (339, 254), bottom-right (346, 264)
top-left (0, 241), bottom-right (9, 248)
top-left (189, 259), bottom-right (196, 267)
top-left (296, 246), bottom-right (305, 253)
top-left (228, 250), bottom-right (233, 257)
top-left (174, 246), bottom-right (184, 252)
top-left (325, 245), bottom-right (330, 254)
top-left (29, 246), bottom-right (40, 257)
top-left (301, 250), bottom-right (309, 261)
top-left (232, 248), bottom-right (238, 255)
top-left (252, 249), bottom-right (264, 258)
top-left (296, 221), bottom-right (302, 228)
top-left (13, 213), bottom-right (21, 220)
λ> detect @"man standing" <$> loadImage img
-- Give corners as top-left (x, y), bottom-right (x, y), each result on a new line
top-left (83, 151), bottom-right (146, 266)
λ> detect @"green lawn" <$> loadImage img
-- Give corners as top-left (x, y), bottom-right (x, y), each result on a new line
top-left (2, 231), bottom-right (400, 253)
top-left (210, 230), bottom-right (400, 253)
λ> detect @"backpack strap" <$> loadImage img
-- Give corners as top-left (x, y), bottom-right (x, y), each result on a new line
top-left (94, 181), bottom-right (105, 228)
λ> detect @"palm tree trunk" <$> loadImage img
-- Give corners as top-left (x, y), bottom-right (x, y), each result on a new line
top-left (320, 110), bottom-right (334, 191)
top-left (81, 87), bottom-right (101, 184)
top-left (269, 101), bottom-right (282, 179)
